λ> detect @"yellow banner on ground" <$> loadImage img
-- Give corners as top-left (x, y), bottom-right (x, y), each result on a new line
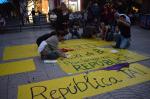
top-left (0, 59), bottom-right (36, 76)
top-left (3, 39), bottom-right (112, 60)
top-left (3, 44), bottom-right (38, 60)
top-left (18, 63), bottom-right (150, 99)
top-left (58, 48), bottom-right (149, 74)
top-left (59, 39), bottom-right (112, 49)
top-left (60, 39), bottom-right (108, 45)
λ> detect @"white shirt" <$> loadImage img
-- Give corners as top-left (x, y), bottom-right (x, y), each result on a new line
top-left (50, 14), bottom-right (57, 21)
top-left (119, 14), bottom-right (131, 24)
top-left (38, 41), bottom-right (47, 53)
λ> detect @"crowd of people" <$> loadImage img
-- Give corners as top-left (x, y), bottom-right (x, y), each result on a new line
top-left (37, 1), bottom-right (132, 61)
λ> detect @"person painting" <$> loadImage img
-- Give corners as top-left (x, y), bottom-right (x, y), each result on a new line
top-left (38, 30), bottom-right (67, 60)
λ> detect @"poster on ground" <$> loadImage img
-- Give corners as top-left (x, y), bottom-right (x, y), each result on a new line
top-left (18, 63), bottom-right (150, 99)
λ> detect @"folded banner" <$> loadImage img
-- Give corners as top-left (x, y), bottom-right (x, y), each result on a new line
top-left (58, 48), bottom-right (149, 74)
top-left (18, 63), bottom-right (150, 99)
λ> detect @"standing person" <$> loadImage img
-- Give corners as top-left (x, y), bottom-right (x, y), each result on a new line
top-left (61, 3), bottom-right (69, 30)
top-left (0, 14), bottom-right (6, 31)
top-left (0, 14), bottom-right (6, 27)
top-left (24, 10), bottom-right (30, 24)
top-left (55, 3), bottom-right (69, 30)
top-left (90, 2), bottom-right (101, 20)
top-left (113, 15), bottom-right (131, 49)
top-left (38, 30), bottom-right (67, 60)
top-left (31, 8), bottom-right (36, 24)
top-left (50, 11), bottom-right (57, 27)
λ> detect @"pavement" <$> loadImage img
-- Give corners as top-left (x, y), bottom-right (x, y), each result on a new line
top-left (0, 26), bottom-right (150, 99)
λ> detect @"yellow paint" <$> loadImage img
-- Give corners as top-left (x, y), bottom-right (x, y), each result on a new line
top-left (109, 49), bottom-right (149, 63)
top-left (3, 39), bottom-right (112, 60)
top-left (58, 48), bottom-right (149, 74)
top-left (0, 59), bottom-right (36, 76)
top-left (18, 63), bottom-right (150, 99)
top-left (59, 39), bottom-right (112, 49)
top-left (3, 44), bottom-right (38, 60)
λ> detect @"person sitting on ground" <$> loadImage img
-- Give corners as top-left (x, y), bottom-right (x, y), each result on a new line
top-left (82, 26), bottom-right (97, 38)
top-left (38, 30), bottom-right (67, 60)
top-left (98, 22), bottom-right (109, 40)
top-left (113, 25), bottom-right (120, 44)
top-left (113, 15), bottom-right (131, 49)
top-left (69, 22), bottom-right (80, 39)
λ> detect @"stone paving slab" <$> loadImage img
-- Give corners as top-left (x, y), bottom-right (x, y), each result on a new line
top-left (0, 76), bottom-right (8, 99)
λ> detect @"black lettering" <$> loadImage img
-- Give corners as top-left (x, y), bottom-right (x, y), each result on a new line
top-left (88, 62), bottom-right (96, 68)
top-left (73, 65), bottom-right (81, 71)
top-left (109, 77), bottom-right (123, 84)
top-left (73, 78), bottom-right (88, 92)
top-left (133, 67), bottom-right (147, 74)
top-left (93, 78), bottom-right (106, 88)
top-left (58, 88), bottom-right (68, 99)
top-left (101, 78), bottom-right (112, 86)
top-left (30, 86), bottom-right (47, 99)
top-left (81, 64), bottom-right (93, 70)
top-left (102, 59), bottom-right (115, 65)
top-left (83, 76), bottom-right (99, 89)
top-left (85, 52), bottom-right (95, 56)
top-left (120, 68), bottom-right (146, 78)
top-left (67, 83), bottom-right (78, 94)
top-left (93, 49), bottom-right (104, 54)
top-left (50, 90), bottom-right (61, 99)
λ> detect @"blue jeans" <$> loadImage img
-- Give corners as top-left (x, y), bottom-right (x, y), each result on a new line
top-left (41, 51), bottom-right (59, 60)
top-left (114, 34), bottom-right (130, 49)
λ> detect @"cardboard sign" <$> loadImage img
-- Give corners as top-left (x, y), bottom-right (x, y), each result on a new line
top-left (18, 63), bottom-right (150, 99)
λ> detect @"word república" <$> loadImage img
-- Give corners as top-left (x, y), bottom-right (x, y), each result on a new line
top-left (30, 66), bottom-right (147, 99)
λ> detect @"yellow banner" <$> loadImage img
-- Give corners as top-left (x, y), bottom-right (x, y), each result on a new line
top-left (3, 39), bottom-right (112, 60)
top-left (58, 48), bottom-right (149, 74)
top-left (59, 39), bottom-right (112, 49)
top-left (0, 59), bottom-right (36, 76)
top-left (18, 64), bottom-right (150, 99)
top-left (3, 44), bottom-right (38, 60)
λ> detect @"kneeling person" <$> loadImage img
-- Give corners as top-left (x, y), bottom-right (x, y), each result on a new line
top-left (114, 15), bottom-right (131, 49)
top-left (38, 30), bottom-right (66, 60)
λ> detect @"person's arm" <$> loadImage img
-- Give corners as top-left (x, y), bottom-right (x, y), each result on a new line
top-left (3, 18), bottom-right (6, 26)
top-left (56, 50), bottom-right (67, 58)
top-left (117, 19), bottom-right (130, 27)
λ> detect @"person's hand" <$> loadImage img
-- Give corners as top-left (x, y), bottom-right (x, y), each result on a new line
top-left (64, 53), bottom-right (71, 58)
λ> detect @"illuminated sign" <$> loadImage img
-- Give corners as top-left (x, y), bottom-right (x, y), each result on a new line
top-left (0, 0), bottom-right (8, 4)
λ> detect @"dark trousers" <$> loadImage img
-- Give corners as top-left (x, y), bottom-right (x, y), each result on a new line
top-left (36, 34), bottom-right (51, 46)
top-left (41, 51), bottom-right (59, 60)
